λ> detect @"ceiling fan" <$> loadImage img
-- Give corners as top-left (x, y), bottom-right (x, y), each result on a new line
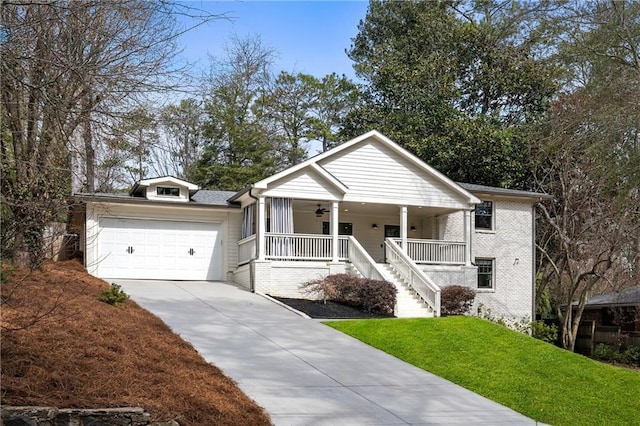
top-left (315, 204), bottom-right (329, 217)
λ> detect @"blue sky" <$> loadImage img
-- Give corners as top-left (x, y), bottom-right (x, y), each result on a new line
top-left (176, 1), bottom-right (369, 80)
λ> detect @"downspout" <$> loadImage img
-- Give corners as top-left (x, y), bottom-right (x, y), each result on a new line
top-left (532, 202), bottom-right (538, 321)
top-left (247, 185), bottom-right (258, 292)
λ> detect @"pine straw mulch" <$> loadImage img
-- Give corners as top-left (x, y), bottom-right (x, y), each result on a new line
top-left (0, 260), bottom-right (271, 426)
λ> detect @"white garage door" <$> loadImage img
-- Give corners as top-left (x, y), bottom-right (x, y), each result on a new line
top-left (97, 218), bottom-right (223, 280)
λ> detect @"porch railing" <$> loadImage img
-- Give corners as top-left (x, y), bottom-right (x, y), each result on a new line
top-left (393, 238), bottom-right (465, 265)
top-left (238, 235), bottom-right (256, 265)
top-left (347, 236), bottom-right (385, 281)
top-left (264, 233), bottom-right (349, 261)
top-left (385, 238), bottom-right (441, 316)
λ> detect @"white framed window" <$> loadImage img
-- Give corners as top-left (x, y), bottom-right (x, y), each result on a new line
top-left (157, 186), bottom-right (180, 196)
top-left (474, 201), bottom-right (493, 230)
top-left (476, 258), bottom-right (494, 289)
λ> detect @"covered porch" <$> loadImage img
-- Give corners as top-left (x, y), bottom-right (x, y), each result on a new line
top-left (237, 198), bottom-right (473, 267)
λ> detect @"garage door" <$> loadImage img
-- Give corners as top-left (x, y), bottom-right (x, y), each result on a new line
top-left (97, 218), bottom-right (223, 280)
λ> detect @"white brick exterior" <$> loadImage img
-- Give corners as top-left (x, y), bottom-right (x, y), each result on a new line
top-left (440, 199), bottom-right (535, 322)
top-left (252, 261), bottom-right (347, 298)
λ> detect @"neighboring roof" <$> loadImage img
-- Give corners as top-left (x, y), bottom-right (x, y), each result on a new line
top-left (75, 190), bottom-right (239, 208)
top-left (458, 182), bottom-right (553, 201)
top-left (583, 286), bottom-right (640, 308)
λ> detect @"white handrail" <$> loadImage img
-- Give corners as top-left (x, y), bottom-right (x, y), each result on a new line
top-left (347, 236), bottom-right (385, 281)
top-left (393, 238), bottom-right (466, 265)
top-left (265, 233), bottom-right (349, 261)
top-left (385, 238), bottom-right (441, 316)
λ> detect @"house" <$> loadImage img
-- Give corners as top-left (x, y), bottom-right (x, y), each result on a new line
top-left (579, 286), bottom-right (640, 332)
top-left (73, 130), bottom-right (550, 320)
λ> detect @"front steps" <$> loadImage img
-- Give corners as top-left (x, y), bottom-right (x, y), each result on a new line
top-left (379, 264), bottom-right (435, 318)
top-left (346, 262), bottom-right (435, 318)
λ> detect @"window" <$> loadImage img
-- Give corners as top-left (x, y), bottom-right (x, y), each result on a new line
top-left (322, 222), bottom-right (353, 235)
top-left (475, 201), bottom-right (493, 230)
top-left (476, 258), bottom-right (494, 289)
top-left (157, 187), bottom-right (180, 196)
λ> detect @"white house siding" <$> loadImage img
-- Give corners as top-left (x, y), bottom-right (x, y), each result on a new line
top-left (472, 199), bottom-right (534, 321)
top-left (225, 212), bottom-right (243, 281)
top-left (234, 263), bottom-right (251, 290)
top-left (144, 184), bottom-right (190, 202)
top-left (318, 140), bottom-right (470, 208)
top-left (261, 169), bottom-right (343, 201)
top-left (84, 202), bottom-right (241, 280)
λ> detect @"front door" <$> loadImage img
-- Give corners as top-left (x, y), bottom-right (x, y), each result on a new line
top-left (383, 225), bottom-right (400, 262)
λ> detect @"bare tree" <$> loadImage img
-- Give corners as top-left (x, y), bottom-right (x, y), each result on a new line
top-left (1, 1), bottom-right (221, 265)
top-left (533, 1), bottom-right (640, 351)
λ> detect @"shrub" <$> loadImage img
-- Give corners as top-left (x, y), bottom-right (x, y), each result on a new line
top-left (356, 278), bottom-right (396, 316)
top-left (299, 274), bottom-right (396, 316)
top-left (623, 345), bottom-right (640, 366)
top-left (531, 320), bottom-right (558, 344)
top-left (594, 343), bottom-right (619, 362)
top-left (99, 283), bottom-right (129, 307)
top-left (441, 285), bottom-right (476, 316)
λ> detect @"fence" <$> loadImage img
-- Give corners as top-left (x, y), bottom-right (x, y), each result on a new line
top-left (575, 320), bottom-right (640, 356)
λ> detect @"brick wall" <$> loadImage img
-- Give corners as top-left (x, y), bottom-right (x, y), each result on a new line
top-left (252, 261), bottom-right (346, 298)
top-left (441, 199), bottom-right (535, 322)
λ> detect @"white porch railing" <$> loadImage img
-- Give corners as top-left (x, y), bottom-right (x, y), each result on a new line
top-left (347, 236), bottom-right (385, 281)
top-left (264, 233), bottom-right (349, 261)
top-left (393, 238), bottom-right (466, 265)
top-left (385, 238), bottom-right (441, 316)
top-left (238, 235), bottom-right (256, 265)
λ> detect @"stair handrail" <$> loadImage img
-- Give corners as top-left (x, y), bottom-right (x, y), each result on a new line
top-left (347, 236), bottom-right (385, 281)
top-left (385, 238), bottom-right (441, 316)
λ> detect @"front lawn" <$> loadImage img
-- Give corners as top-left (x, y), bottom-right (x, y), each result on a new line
top-left (326, 316), bottom-right (640, 426)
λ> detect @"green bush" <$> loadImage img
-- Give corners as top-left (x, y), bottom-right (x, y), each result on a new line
top-left (99, 283), bottom-right (129, 307)
top-left (441, 285), bottom-right (475, 316)
top-left (623, 345), bottom-right (640, 366)
top-left (594, 343), bottom-right (626, 363)
top-left (531, 320), bottom-right (558, 344)
top-left (300, 274), bottom-right (396, 316)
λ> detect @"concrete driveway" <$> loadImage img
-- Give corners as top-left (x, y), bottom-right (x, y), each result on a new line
top-left (114, 280), bottom-right (541, 426)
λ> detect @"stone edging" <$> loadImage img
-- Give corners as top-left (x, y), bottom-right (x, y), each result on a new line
top-left (1, 406), bottom-right (179, 426)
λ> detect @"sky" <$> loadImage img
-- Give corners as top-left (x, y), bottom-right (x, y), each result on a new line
top-left (176, 1), bottom-right (369, 80)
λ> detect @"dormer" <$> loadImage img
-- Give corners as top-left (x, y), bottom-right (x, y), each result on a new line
top-left (129, 176), bottom-right (199, 203)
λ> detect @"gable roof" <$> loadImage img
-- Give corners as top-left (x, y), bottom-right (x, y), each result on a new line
top-left (250, 130), bottom-right (481, 205)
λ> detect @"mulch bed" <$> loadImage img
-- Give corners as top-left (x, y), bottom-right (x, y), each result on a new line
top-left (271, 297), bottom-right (394, 319)
top-left (1, 260), bottom-right (271, 426)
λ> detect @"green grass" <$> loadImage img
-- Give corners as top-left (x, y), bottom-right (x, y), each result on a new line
top-left (325, 316), bottom-right (640, 426)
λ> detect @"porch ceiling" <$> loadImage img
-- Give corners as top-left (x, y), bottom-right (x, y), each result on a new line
top-left (292, 199), bottom-right (458, 217)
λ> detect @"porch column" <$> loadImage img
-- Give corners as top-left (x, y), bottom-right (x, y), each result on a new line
top-left (331, 201), bottom-right (339, 262)
top-left (257, 196), bottom-right (266, 260)
top-left (400, 205), bottom-right (408, 253)
top-left (463, 209), bottom-right (472, 266)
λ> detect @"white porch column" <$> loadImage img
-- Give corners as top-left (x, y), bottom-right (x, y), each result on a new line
top-left (331, 201), bottom-right (339, 262)
top-left (257, 196), bottom-right (266, 260)
top-left (463, 209), bottom-right (472, 266)
top-left (400, 205), bottom-right (408, 253)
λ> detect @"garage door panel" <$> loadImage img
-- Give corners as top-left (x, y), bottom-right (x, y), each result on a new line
top-left (97, 218), bottom-right (223, 281)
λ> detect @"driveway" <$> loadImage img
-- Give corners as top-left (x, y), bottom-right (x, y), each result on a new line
top-left (114, 280), bottom-right (541, 426)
